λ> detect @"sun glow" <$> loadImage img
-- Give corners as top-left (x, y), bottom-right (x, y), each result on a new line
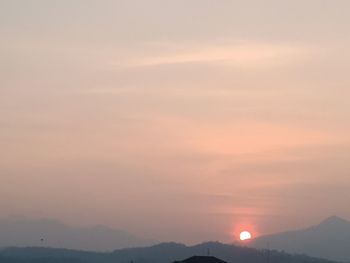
top-left (240, 231), bottom-right (252, 241)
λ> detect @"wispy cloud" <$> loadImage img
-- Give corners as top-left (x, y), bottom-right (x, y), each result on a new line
top-left (111, 41), bottom-right (312, 69)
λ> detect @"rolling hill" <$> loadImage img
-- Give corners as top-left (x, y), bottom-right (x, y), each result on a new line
top-left (0, 242), bottom-right (339, 263)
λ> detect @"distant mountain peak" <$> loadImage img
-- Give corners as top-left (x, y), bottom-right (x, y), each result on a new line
top-left (251, 216), bottom-right (350, 262)
top-left (318, 216), bottom-right (349, 226)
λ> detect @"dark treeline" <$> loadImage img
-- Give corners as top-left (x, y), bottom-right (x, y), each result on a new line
top-left (0, 242), bottom-right (340, 263)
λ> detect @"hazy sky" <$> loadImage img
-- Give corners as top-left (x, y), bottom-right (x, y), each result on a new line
top-left (1, 0), bottom-right (350, 244)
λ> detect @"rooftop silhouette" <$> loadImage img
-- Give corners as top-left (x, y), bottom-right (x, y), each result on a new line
top-left (174, 256), bottom-right (227, 263)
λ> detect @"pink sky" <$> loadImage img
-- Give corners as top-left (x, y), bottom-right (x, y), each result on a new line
top-left (1, 0), bottom-right (350, 243)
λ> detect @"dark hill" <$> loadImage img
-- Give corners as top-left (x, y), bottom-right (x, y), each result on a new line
top-left (0, 242), bottom-right (339, 263)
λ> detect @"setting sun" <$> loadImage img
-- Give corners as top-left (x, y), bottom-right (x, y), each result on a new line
top-left (240, 231), bottom-right (252, 241)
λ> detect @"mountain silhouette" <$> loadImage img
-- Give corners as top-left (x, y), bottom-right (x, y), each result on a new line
top-left (0, 217), bottom-right (155, 251)
top-left (0, 242), bottom-right (338, 263)
top-left (251, 216), bottom-right (350, 262)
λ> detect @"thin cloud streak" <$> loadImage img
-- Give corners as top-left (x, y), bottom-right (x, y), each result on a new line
top-left (109, 42), bottom-right (313, 69)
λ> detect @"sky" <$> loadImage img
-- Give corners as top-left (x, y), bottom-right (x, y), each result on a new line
top-left (1, 0), bottom-right (350, 244)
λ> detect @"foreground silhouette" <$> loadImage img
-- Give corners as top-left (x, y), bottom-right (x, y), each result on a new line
top-left (174, 256), bottom-right (227, 263)
top-left (0, 242), bottom-right (339, 263)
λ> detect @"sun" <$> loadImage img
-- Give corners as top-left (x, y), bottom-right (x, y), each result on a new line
top-left (240, 231), bottom-right (252, 241)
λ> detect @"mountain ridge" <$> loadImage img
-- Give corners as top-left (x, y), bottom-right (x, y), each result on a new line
top-left (0, 241), bottom-right (339, 263)
top-left (0, 217), bottom-right (155, 251)
top-left (251, 216), bottom-right (350, 262)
